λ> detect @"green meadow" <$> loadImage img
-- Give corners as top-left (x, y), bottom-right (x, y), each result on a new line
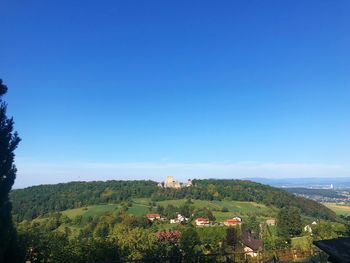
top-left (62, 203), bottom-right (120, 219)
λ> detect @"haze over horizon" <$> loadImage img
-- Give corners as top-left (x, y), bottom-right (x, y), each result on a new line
top-left (1, 1), bottom-right (349, 188)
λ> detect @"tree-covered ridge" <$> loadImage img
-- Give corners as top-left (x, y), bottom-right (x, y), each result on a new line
top-left (10, 180), bottom-right (157, 221)
top-left (186, 180), bottom-right (337, 220)
top-left (10, 179), bottom-right (337, 222)
top-left (151, 179), bottom-right (337, 220)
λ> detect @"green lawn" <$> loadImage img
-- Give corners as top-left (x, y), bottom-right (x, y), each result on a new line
top-left (213, 200), bottom-right (275, 215)
top-left (133, 198), bottom-right (152, 206)
top-left (62, 204), bottom-right (119, 219)
top-left (127, 203), bottom-right (150, 216)
top-left (156, 199), bottom-right (222, 210)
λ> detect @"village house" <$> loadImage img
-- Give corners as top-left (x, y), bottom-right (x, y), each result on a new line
top-left (224, 217), bottom-right (242, 226)
top-left (170, 213), bottom-right (188, 224)
top-left (146, 213), bottom-right (161, 221)
top-left (304, 221), bottom-right (317, 233)
top-left (266, 219), bottom-right (276, 226)
top-left (195, 217), bottom-right (210, 226)
top-left (241, 230), bottom-right (263, 258)
top-left (304, 224), bottom-right (312, 233)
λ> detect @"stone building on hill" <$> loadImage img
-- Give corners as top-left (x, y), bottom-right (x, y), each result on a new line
top-left (157, 176), bottom-right (192, 189)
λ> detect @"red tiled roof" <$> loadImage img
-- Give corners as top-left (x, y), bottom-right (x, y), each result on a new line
top-left (146, 213), bottom-right (161, 218)
top-left (225, 219), bottom-right (240, 224)
top-left (196, 217), bottom-right (209, 222)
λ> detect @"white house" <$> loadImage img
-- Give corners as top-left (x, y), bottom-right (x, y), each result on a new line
top-left (170, 213), bottom-right (188, 224)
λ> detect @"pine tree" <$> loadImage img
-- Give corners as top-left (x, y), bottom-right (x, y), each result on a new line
top-left (0, 79), bottom-right (21, 262)
top-left (277, 206), bottom-right (302, 240)
top-left (225, 227), bottom-right (238, 248)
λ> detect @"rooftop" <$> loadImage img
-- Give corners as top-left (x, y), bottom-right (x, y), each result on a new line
top-left (313, 237), bottom-right (350, 263)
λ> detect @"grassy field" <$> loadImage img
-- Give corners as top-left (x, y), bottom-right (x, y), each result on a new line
top-left (156, 199), bottom-right (222, 210)
top-left (61, 202), bottom-right (151, 219)
top-left (324, 203), bottom-right (350, 216)
top-left (127, 203), bottom-right (150, 216)
top-left (62, 204), bottom-right (120, 219)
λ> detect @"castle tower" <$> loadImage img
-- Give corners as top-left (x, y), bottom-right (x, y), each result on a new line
top-left (165, 176), bottom-right (174, 188)
top-left (186, 179), bottom-right (192, 187)
top-left (174, 181), bottom-right (181, 189)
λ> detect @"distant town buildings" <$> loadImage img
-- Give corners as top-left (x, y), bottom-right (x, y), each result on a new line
top-left (157, 176), bottom-right (192, 189)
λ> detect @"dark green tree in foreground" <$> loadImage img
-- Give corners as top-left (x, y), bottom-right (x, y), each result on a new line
top-left (277, 206), bottom-right (302, 240)
top-left (180, 227), bottom-right (200, 259)
top-left (0, 79), bottom-right (21, 262)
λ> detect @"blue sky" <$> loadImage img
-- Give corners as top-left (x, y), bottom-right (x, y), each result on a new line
top-left (1, 1), bottom-right (349, 188)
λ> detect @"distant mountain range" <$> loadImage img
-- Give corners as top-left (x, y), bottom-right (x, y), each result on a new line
top-left (248, 177), bottom-right (350, 189)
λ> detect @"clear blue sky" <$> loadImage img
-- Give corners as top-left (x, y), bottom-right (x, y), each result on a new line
top-left (1, 1), bottom-right (349, 187)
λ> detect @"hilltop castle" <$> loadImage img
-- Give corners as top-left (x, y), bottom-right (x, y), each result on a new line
top-left (157, 176), bottom-right (192, 189)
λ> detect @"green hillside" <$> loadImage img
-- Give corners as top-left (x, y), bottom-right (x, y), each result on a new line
top-left (58, 198), bottom-right (277, 222)
top-left (61, 202), bottom-right (150, 219)
top-left (10, 179), bottom-right (337, 222)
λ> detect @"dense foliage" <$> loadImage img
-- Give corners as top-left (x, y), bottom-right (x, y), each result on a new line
top-left (16, 204), bottom-right (347, 263)
top-left (16, 211), bottom-right (241, 262)
top-left (11, 180), bottom-right (156, 221)
top-left (0, 79), bottom-right (21, 262)
top-left (11, 179), bottom-right (337, 222)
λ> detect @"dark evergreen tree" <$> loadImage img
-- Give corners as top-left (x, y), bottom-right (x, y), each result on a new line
top-left (276, 206), bottom-right (302, 240)
top-left (180, 227), bottom-right (200, 258)
top-left (225, 227), bottom-right (238, 248)
top-left (0, 79), bottom-right (21, 262)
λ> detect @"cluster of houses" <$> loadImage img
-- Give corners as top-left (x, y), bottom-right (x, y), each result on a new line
top-left (146, 213), bottom-right (189, 224)
top-left (145, 213), bottom-right (265, 258)
top-left (194, 216), bottom-right (244, 227)
top-left (146, 213), bottom-right (244, 227)
top-left (146, 213), bottom-right (277, 229)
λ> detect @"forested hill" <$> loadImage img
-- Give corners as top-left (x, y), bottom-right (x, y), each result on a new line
top-left (10, 179), bottom-right (336, 222)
